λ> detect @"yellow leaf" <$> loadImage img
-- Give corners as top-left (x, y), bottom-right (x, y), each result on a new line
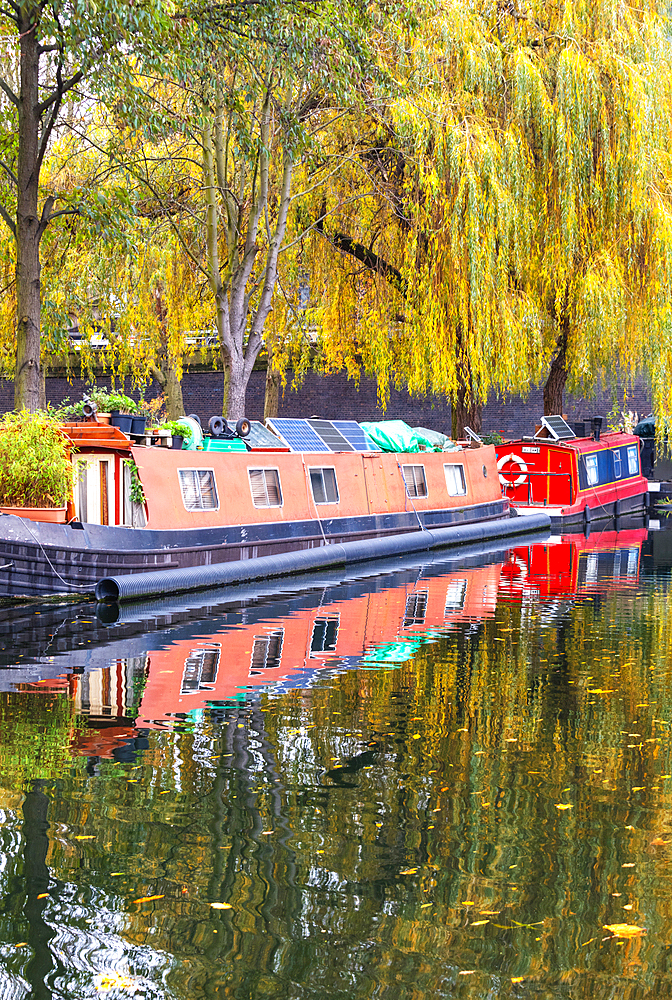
top-left (210, 902), bottom-right (233, 909)
top-left (632, 787), bottom-right (645, 792)
top-left (458, 970), bottom-right (476, 975)
top-left (621, 863), bottom-right (636, 868)
top-left (603, 923), bottom-right (645, 938)
top-left (470, 920), bottom-right (489, 926)
top-left (133, 895), bottom-right (165, 903)
top-left (36, 893), bottom-right (49, 899)
top-left (650, 837), bottom-right (671, 846)
top-left (555, 803), bottom-right (572, 811)
top-left (74, 835), bottom-right (95, 840)
top-left (94, 972), bottom-right (139, 992)
top-left (399, 868), bottom-right (418, 875)
top-left (512, 977), bottom-right (525, 983)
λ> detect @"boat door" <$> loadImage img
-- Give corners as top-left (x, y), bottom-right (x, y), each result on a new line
top-left (74, 454), bottom-right (115, 525)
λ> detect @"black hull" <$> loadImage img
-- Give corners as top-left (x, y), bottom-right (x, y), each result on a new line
top-left (548, 491), bottom-right (649, 528)
top-left (0, 499), bottom-right (509, 597)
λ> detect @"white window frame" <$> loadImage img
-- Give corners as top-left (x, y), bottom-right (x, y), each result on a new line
top-left (444, 463), bottom-right (467, 497)
top-left (402, 464), bottom-right (428, 499)
top-left (308, 466), bottom-right (340, 504)
top-left (585, 454), bottom-right (599, 486)
top-left (178, 468), bottom-right (219, 511)
top-left (248, 467), bottom-right (283, 508)
top-left (627, 445), bottom-right (639, 476)
top-left (613, 450), bottom-right (622, 479)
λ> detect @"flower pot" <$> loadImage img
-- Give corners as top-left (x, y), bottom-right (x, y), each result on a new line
top-left (170, 435), bottom-right (184, 450)
top-left (95, 412), bottom-right (112, 425)
top-left (110, 411), bottom-right (134, 434)
top-left (131, 415), bottom-right (147, 435)
top-left (0, 505), bottom-right (67, 523)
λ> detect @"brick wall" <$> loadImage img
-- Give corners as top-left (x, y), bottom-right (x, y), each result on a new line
top-left (0, 370), bottom-right (652, 440)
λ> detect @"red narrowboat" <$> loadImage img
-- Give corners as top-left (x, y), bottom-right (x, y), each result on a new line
top-left (494, 416), bottom-right (649, 527)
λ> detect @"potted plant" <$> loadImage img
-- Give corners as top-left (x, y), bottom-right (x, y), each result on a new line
top-left (55, 388), bottom-right (138, 430)
top-left (159, 420), bottom-right (193, 450)
top-left (0, 412), bottom-right (74, 523)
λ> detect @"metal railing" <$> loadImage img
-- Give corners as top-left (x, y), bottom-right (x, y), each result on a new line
top-left (501, 470), bottom-right (574, 506)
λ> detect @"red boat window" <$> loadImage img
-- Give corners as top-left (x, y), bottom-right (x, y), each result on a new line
top-left (444, 463), bottom-right (467, 496)
top-left (402, 465), bottom-right (428, 498)
top-left (248, 468), bottom-right (283, 508)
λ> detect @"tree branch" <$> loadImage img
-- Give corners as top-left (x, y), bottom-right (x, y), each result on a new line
top-left (0, 159), bottom-right (18, 188)
top-left (315, 206), bottom-right (406, 297)
top-left (0, 75), bottom-right (18, 108)
top-left (0, 201), bottom-right (16, 237)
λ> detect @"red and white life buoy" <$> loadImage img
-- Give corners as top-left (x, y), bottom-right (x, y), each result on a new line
top-left (497, 452), bottom-right (529, 487)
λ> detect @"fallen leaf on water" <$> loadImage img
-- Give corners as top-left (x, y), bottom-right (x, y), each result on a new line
top-left (399, 868), bottom-right (418, 875)
top-left (603, 923), bottom-right (645, 938)
top-left (94, 972), bottom-right (139, 992)
top-left (650, 837), bottom-right (672, 846)
top-left (36, 894), bottom-right (49, 899)
top-left (15, 943), bottom-right (27, 948)
top-left (210, 902), bottom-right (233, 909)
top-left (462, 900), bottom-right (475, 906)
top-left (621, 863), bottom-right (636, 868)
top-left (133, 895), bottom-right (165, 903)
top-left (420, 903), bottom-right (433, 908)
top-left (480, 910), bottom-right (500, 915)
top-left (511, 977), bottom-right (525, 984)
top-left (555, 804), bottom-right (573, 811)
top-left (470, 920), bottom-right (489, 927)
top-left (74, 835), bottom-right (96, 840)
top-left (458, 970), bottom-right (476, 976)
top-left (632, 786), bottom-right (645, 792)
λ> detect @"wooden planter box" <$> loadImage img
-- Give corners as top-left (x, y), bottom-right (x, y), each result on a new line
top-left (0, 505), bottom-right (68, 523)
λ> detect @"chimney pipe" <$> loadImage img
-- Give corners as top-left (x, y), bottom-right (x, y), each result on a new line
top-left (592, 416), bottom-right (603, 442)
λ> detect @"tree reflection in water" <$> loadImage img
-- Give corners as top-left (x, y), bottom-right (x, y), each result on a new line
top-left (0, 532), bottom-right (669, 997)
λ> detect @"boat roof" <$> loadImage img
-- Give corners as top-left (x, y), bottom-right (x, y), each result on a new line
top-left (511, 431), bottom-right (638, 454)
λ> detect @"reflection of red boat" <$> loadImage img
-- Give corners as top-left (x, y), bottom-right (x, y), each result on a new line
top-left (500, 528), bottom-right (648, 599)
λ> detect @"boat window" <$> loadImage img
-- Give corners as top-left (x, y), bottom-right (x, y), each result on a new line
top-left (311, 614), bottom-right (339, 654)
top-left (178, 469), bottom-right (219, 511)
top-left (627, 445), bottom-right (639, 475)
top-left (613, 450), bottom-right (622, 479)
top-left (309, 467), bottom-right (339, 504)
top-left (404, 590), bottom-right (429, 627)
top-left (402, 464), bottom-right (428, 498)
top-left (445, 579), bottom-right (467, 613)
top-left (181, 645), bottom-right (220, 694)
top-left (444, 463), bottom-right (467, 496)
top-left (248, 468), bottom-right (283, 507)
top-left (585, 454), bottom-right (599, 486)
top-left (250, 629), bottom-right (284, 674)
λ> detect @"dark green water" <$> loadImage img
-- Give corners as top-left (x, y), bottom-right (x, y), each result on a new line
top-left (1, 528), bottom-right (672, 998)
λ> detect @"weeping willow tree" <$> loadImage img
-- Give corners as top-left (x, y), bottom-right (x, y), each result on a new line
top-left (279, 0), bottom-right (672, 434)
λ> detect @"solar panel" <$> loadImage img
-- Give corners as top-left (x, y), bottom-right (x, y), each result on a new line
top-left (307, 419), bottom-right (354, 452)
top-left (247, 420), bottom-right (288, 450)
top-left (331, 420), bottom-right (380, 451)
top-left (536, 415), bottom-right (576, 441)
top-left (266, 417), bottom-right (330, 452)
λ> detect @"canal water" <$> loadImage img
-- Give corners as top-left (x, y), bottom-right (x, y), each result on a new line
top-left (1, 524), bottom-right (672, 998)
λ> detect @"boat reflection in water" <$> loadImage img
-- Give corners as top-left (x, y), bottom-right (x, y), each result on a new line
top-left (8, 525), bottom-right (647, 757)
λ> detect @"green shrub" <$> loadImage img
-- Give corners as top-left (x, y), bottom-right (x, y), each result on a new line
top-left (0, 411), bottom-right (74, 508)
top-left (55, 388), bottom-right (137, 418)
top-left (161, 420), bottom-right (193, 442)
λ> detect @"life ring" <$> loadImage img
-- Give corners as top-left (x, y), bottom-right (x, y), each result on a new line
top-left (497, 452), bottom-right (528, 487)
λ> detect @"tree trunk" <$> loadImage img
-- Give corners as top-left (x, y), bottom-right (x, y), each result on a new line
top-left (22, 780), bottom-right (55, 1000)
top-left (543, 324), bottom-right (569, 415)
top-left (451, 348), bottom-right (482, 440)
top-left (223, 355), bottom-right (248, 421)
top-left (152, 285), bottom-right (184, 419)
top-left (264, 347), bottom-right (280, 420)
top-left (452, 388), bottom-right (483, 440)
top-left (14, 11), bottom-right (42, 412)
